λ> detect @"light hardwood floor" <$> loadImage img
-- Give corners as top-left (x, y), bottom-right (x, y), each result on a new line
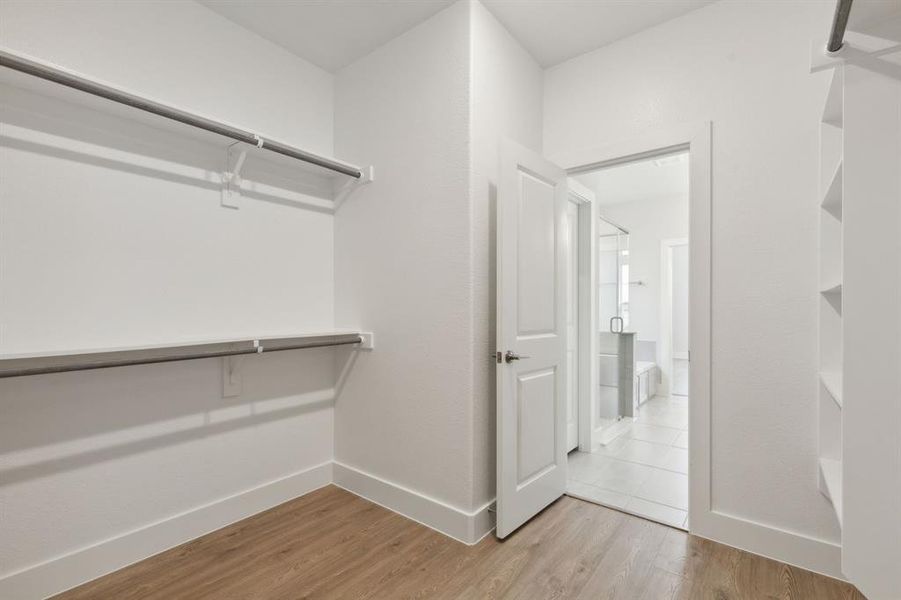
top-left (53, 485), bottom-right (864, 599)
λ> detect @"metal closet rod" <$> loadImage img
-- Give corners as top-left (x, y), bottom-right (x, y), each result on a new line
top-left (0, 333), bottom-right (363, 378)
top-left (827, 0), bottom-right (854, 53)
top-left (0, 49), bottom-right (363, 179)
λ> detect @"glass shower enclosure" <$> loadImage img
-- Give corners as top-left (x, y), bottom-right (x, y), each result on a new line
top-left (597, 217), bottom-right (633, 438)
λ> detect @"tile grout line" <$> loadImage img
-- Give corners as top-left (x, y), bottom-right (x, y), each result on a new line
top-left (567, 393), bottom-right (690, 529)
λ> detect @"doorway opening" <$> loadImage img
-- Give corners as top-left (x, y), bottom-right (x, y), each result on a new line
top-left (565, 150), bottom-right (691, 530)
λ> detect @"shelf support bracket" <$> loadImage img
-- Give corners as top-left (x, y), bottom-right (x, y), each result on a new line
top-left (221, 136), bottom-right (263, 209)
top-left (333, 165), bottom-right (375, 210)
top-left (221, 340), bottom-right (260, 397)
top-left (222, 355), bottom-right (244, 397)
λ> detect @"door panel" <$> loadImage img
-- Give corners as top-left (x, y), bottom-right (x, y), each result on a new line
top-left (517, 173), bottom-right (557, 335)
top-left (517, 368), bottom-right (557, 484)
top-left (497, 140), bottom-right (568, 539)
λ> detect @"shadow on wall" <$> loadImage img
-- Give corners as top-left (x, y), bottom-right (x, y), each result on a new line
top-left (827, 18), bottom-right (901, 82)
top-left (0, 82), bottom-right (338, 212)
top-left (477, 180), bottom-right (498, 500)
top-left (0, 80), bottom-right (364, 487)
top-left (841, 44), bottom-right (901, 81)
top-left (0, 346), bottom-right (351, 486)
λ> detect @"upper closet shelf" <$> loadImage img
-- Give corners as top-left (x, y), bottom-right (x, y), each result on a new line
top-left (821, 67), bottom-right (843, 128)
top-left (0, 331), bottom-right (374, 379)
top-left (0, 47), bottom-right (373, 194)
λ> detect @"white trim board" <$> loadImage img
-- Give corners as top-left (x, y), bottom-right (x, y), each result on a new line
top-left (2, 455), bottom-right (843, 598)
top-left (567, 177), bottom-right (599, 454)
top-left (332, 461), bottom-right (495, 545)
top-left (2, 460), bottom-right (494, 600)
top-left (0, 462), bottom-right (333, 600)
top-left (659, 237), bottom-right (689, 396)
top-left (692, 509), bottom-right (843, 582)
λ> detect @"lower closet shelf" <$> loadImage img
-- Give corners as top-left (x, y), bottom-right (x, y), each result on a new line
top-left (0, 330), bottom-right (373, 378)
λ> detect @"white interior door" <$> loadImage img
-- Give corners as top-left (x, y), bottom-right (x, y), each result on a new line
top-left (496, 140), bottom-right (568, 539)
top-left (564, 198), bottom-right (579, 451)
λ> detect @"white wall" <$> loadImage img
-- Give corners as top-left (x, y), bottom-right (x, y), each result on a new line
top-left (0, 1), bottom-right (337, 595)
top-left (333, 0), bottom-right (541, 526)
top-left (600, 195), bottom-right (688, 347)
top-left (544, 0), bottom-right (841, 569)
top-left (333, 1), bottom-right (475, 512)
top-left (544, 2), bottom-right (838, 568)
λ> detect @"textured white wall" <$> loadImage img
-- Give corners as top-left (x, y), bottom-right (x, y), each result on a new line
top-left (469, 0), bottom-right (543, 510)
top-left (0, 0), bottom-right (337, 585)
top-left (545, 0), bottom-right (839, 543)
top-left (0, 0), bottom-right (335, 350)
top-left (333, 1), bottom-right (475, 510)
top-left (333, 0), bottom-right (541, 515)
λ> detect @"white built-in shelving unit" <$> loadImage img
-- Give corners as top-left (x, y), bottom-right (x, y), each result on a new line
top-left (816, 65), bottom-right (843, 528)
top-left (812, 21), bottom-right (901, 598)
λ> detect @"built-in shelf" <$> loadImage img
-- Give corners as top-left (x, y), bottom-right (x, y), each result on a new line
top-left (820, 371), bottom-right (843, 408)
top-left (820, 282), bottom-right (842, 296)
top-left (817, 63), bottom-right (844, 536)
top-left (819, 457), bottom-right (843, 527)
top-left (821, 160), bottom-right (843, 220)
top-left (821, 67), bottom-right (843, 128)
top-left (0, 330), bottom-right (374, 378)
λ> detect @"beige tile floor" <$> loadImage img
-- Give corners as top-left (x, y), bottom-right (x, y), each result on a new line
top-left (567, 392), bottom-right (689, 529)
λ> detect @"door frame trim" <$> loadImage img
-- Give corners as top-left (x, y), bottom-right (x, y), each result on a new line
top-left (566, 178), bottom-right (597, 453)
top-left (659, 237), bottom-right (689, 397)
top-left (553, 121), bottom-right (712, 533)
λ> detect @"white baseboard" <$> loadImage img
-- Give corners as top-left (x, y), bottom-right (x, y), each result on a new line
top-left (333, 461), bottom-right (495, 545)
top-left (0, 462), bottom-right (333, 600)
top-left (3, 460), bottom-right (842, 599)
top-left (692, 508), bottom-right (844, 581)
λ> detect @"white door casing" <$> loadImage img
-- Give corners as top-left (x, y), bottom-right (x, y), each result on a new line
top-left (567, 178), bottom-right (598, 453)
top-left (659, 237), bottom-right (689, 396)
top-left (564, 198), bottom-right (579, 452)
top-left (496, 140), bottom-right (568, 539)
top-left (552, 120), bottom-right (710, 546)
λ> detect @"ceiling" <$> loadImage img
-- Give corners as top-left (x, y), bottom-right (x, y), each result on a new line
top-left (198, 0), bottom-right (456, 72)
top-left (480, 0), bottom-right (714, 67)
top-left (576, 152), bottom-right (689, 206)
top-left (199, 0), bottom-right (714, 72)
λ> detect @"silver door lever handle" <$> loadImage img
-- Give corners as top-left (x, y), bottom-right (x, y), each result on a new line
top-left (504, 351), bottom-right (530, 363)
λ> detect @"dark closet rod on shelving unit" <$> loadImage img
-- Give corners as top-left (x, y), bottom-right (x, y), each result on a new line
top-left (0, 333), bottom-right (364, 378)
top-left (828, 0), bottom-right (853, 53)
top-left (0, 48), bottom-right (363, 179)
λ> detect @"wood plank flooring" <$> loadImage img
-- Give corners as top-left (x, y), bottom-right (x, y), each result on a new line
top-left (53, 485), bottom-right (865, 599)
